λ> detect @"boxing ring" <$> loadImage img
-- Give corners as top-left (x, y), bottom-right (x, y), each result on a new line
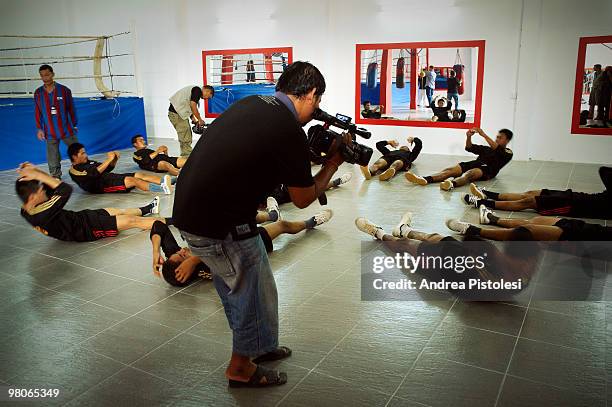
top-left (202, 47), bottom-right (293, 117)
top-left (0, 32), bottom-right (145, 170)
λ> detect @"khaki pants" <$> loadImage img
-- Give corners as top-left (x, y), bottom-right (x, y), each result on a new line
top-left (168, 111), bottom-right (192, 156)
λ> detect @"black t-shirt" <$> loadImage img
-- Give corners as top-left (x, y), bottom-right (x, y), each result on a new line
top-left (133, 148), bottom-right (155, 169)
top-left (150, 220), bottom-right (181, 257)
top-left (173, 95), bottom-right (314, 238)
top-left (466, 144), bottom-right (513, 176)
top-left (430, 100), bottom-right (451, 119)
top-left (376, 141), bottom-right (412, 163)
top-left (447, 77), bottom-right (459, 94)
top-left (169, 86), bottom-right (203, 113)
top-left (69, 161), bottom-right (104, 189)
top-left (571, 191), bottom-right (610, 219)
top-left (362, 110), bottom-right (381, 119)
top-left (20, 183), bottom-right (92, 241)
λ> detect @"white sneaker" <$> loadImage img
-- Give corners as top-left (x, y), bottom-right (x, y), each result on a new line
top-left (445, 219), bottom-right (470, 235)
top-left (479, 205), bottom-right (495, 225)
top-left (470, 183), bottom-right (486, 199)
top-left (338, 172), bottom-right (352, 185)
top-left (392, 212), bottom-right (413, 238)
top-left (379, 167), bottom-right (396, 181)
top-left (405, 172), bottom-right (428, 186)
top-left (266, 196), bottom-right (282, 220)
top-left (161, 175), bottom-right (172, 195)
top-left (462, 194), bottom-right (479, 208)
top-left (355, 217), bottom-right (385, 240)
top-left (440, 180), bottom-right (454, 191)
top-left (360, 166), bottom-right (372, 180)
top-left (149, 196), bottom-right (160, 215)
top-left (313, 209), bottom-right (333, 226)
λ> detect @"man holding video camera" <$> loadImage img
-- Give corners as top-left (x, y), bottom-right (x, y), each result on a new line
top-left (172, 61), bottom-right (346, 388)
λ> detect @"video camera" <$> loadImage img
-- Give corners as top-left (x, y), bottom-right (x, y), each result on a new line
top-left (192, 123), bottom-right (207, 135)
top-left (307, 109), bottom-right (373, 167)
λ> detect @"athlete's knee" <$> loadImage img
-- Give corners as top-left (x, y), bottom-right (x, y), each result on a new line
top-left (524, 190), bottom-right (541, 197)
top-left (466, 169), bottom-right (483, 181)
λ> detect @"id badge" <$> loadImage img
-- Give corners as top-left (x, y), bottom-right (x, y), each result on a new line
top-left (51, 106), bottom-right (57, 115)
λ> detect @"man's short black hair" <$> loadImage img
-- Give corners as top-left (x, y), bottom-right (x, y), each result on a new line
top-left (161, 258), bottom-right (189, 287)
top-left (67, 142), bottom-right (85, 161)
top-left (362, 100), bottom-right (371, 107)
top-left (203, 85), bottom-right (215, 97)
top-left (450, 70), bottom-right (456, 77)
top-left (275, 61), bottom-right (326, 97)
top-left (39, 64), bottom-right (53, 73)
top-left (131, 135), bottom-right (144, 145)
top-left (429, 65), bottom-right (434, 69)
top-left (15, 179), bottom-right (41, 203)
top-left (499, 128), bottom-right (513, 141)
top-left (594, 64), bottom-right (602, 69)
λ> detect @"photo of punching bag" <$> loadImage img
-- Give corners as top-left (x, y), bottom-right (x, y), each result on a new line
top-left (396, 57), bottom-right (405, 88)
top-left (366, 62), bottom-right (378, 88)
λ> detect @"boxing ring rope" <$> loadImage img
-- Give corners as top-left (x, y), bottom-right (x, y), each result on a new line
top-left (0, 32), bottom-right (136, 98)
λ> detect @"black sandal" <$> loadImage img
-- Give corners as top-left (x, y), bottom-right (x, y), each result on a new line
top-left (252, 346), bottom-right (292, 364)
top-left (228, 365), bottom-right (288, 388)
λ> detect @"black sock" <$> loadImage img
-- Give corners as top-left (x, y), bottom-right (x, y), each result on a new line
top-left (478, 199), bottom-right (496, 209)
top-left (483, 190), bottom-right (500, 200)
top-left (267, 210), bottom-right (279, 222)
top-left (331, 177), bottom-right (341, 187)
top-left (424, 176), bottom-right (434, 183)
top-left (487, 212), bottom-right (500, 225)
top-left (304, 216), bottom-right (317, 229)
top-left (465, 225), bottom-right (482, 236)
top-left (451, 180), bottom-right (458, 188)
top-left (139, 203), bottom-right (154, 216)
top-left (165, 217), bottom-right (173, 225)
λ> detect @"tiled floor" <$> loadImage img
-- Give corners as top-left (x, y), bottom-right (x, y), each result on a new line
top-left (0, 139), bottom-right (609, 406)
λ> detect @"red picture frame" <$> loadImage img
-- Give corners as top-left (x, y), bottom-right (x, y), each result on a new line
top-left (202, 46), bottom-right (293, 118)
top-left (570, 35), bottom-right (612, 136)
top-left (355, 40), bottom-right (486, 129)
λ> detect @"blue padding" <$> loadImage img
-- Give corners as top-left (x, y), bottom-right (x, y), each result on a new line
top-left (209, 83), bottom-right (277, 114)
top-left (0, 97), bottom-right (146, 171)
top-left (360, 82), bottom-right (411, 109)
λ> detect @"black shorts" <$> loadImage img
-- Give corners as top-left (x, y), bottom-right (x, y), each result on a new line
top-left (382, 154), bottom-right (412, 171)
top-left (258, 226), bottom-right (273, 253)
top-left (98, 173), bottom-right (135, 194)
top-left (458, 160), bottom-right (497, 180)
top-left (143, 156), bottom-right (179, 172)
top-left (82, 209), bottom-right (119, 241)
top-left (554, 219), bottom-right (612, 241)
top-left (535, 189), bottom-right (584, 216)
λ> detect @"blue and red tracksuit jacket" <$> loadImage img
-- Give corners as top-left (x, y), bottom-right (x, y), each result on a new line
top-left (34, 82), bottom-right (78, 140)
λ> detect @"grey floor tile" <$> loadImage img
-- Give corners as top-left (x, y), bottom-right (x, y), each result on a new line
top-left (83, 316), bottom-right (179, 365)
top-left (508, 338), bottom-right (606, 397)
top-left (394, 354), bottom-right (504, 407)
top-left (422, 319), bottom-right (516, 372)
top-left (66, 366), bottom-right (190, 407)
top-left (520, 307), bottom-right (607, 357)
top-left (497, 375), bottom-right (605, 407)
top-left (8, 346), bottom-right (125, 406)
top-left (132, 333), bottom-right (230, 387)
top-left (92, 281), bottom-right (175, 314)
top-left (445, 301), bottom-right (527, 336)
top-left (278, 370), bottom-right (389, 407)
top-left (137, 292), bottom-right (223, 331)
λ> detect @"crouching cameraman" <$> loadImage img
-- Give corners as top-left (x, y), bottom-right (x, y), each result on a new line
top-left (172, 61), bottom-right (345, 388)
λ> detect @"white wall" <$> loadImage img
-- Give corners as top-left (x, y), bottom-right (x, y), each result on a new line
top-left (1, 0), bottom-right (611, 163)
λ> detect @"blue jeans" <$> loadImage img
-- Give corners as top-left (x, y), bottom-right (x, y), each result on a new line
top-left (181, 230), bottom-right (279, 357)
top-left (447, 92), bottom-right (459, 110)
top-left (425, 87), bottom-right (434, 106)
top-left (46, 134), bottom-right (78, 178)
